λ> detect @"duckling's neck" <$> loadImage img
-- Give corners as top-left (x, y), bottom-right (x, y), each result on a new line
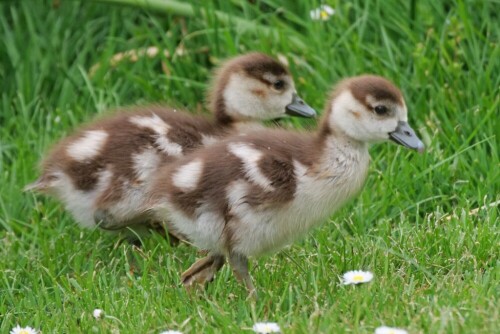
top-left (210, 88), bottom-right (234, 126)
top-left (231, 120), bottom-right (265, 134)
top-left (311, 126), bottom-right (370, 182)
top-left (212, 98), bottom-right (264, 132)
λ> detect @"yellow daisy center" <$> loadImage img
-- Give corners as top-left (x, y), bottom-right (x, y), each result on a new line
top-left (353, 274), bottom-right (365, 282)
top-left (320, 10), bottom-right (329, 19)
top-left (19, 331), bottom-right (30, 334)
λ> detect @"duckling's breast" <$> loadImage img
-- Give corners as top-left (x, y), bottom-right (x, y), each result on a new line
top-left (229, 153), bottom-right (370, 257)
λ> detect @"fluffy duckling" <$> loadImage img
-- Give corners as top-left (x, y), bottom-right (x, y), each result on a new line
top-left (26, 53), bottom-right (316, 232)
top-left (146, 75), bottom-right (424, 296)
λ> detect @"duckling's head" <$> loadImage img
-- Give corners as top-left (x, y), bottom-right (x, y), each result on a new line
top-left (323, 75), bottom-right (424, 151)
top-left (208, 52), bottom-right (316, 124)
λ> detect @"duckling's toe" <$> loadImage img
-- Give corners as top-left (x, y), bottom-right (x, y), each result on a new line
top-left (181, 255), bottom-right (225, 288)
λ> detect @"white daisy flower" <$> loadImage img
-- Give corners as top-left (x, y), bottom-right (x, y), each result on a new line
top-left (10, 325), bottom-right (38, 334)
top-left (375, 326), bottom-right (408, 334)
top-left (93, 308), bottom-right (105, 319)
top-left (159, 331), bottom-right (183, 334)
top-left (342, 270), bottom-right (374, 285)
top-left (252, 322), bottom-right (281, 333)
top-left (310, 4), bottom-right (335, 21)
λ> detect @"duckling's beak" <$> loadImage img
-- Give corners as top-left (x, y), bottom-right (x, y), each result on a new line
top-left (389, 121), bottom-right (425, 152)
top-left (285, 93), bottom-right (317, 118)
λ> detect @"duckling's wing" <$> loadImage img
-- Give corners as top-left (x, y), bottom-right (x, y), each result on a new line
top-left (241, 153), bottom-right (298, 209)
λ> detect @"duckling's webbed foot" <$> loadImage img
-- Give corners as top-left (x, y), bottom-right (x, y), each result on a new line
top-left (181, 254), bottom-right (225, 289)
top-left (228, 252), bottom-right (257, 299)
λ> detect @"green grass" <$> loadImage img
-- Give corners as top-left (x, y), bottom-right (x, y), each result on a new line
top-left (0, 0), bottom-right (498, 333)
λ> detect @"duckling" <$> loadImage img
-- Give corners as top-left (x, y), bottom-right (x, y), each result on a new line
top-left (26, 53), bottom-right (316, 234)
top-left (146, 75), bottom-right (424, 296)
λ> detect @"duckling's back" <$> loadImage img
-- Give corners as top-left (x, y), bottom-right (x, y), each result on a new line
top-left (26, 106), bottom-right (225, 228)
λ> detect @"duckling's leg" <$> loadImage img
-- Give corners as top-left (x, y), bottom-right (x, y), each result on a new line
top-left (181, 254), bottom-right (225, 288)
top-left (228, 252), bottom-right (257, 299)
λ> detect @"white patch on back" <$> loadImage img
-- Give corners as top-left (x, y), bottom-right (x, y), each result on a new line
top-left (129, 113), bottom-right (168, 135)
top-left (201, 134), bottom-right (219, 147)
top-left (67, 130), bottom-right (108, 162)
top-left (132, 149), bottom-right (161, 181)
top-left (129, 113), bottom-right (183, 156)
top-left (155, 136), bottom-right (183, 156)
top-left (172, 158), bottom-right (204, 191)
top-left (228, 143), bottom-right (274, 191)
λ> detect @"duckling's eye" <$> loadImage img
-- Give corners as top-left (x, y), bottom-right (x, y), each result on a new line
top-left (272, 80), bottom-right (285, 90)
top-left (374, 105), bottom-right (389, 116)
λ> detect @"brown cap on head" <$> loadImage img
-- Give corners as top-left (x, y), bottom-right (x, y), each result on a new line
top-left (341, 75), bottom-right (403, 108)
top-left (236, 52), bottom-right (289, 80)
top-left (207, 53), bottom-right (290, 124)
top-left (322, 75), bottom-right (404, 120)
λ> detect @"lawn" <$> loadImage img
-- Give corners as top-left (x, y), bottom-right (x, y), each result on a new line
top-left (0, 0), bottom-right (498, 333)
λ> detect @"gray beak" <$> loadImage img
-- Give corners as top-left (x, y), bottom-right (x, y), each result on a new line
top-left (285, 93), bottom-right (317, 118)
top-left (389, 121), bottom-right (425, 152)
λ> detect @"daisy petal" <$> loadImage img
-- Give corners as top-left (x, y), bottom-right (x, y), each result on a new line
top-left (375, 326), bottom-right (409, 334)
top-left (342, 270), bottom-right (374, 285)
top-left (93, 308), bottom-right (105, 319)
top-left (10, 325), bottom-right (38, 334)
top-left (252, 322), bottom-right (281, 333)
top-left (310, 5), bottom-right (335, 21)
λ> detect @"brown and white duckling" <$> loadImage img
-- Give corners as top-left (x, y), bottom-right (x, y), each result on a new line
top-left (26, 52), bottom-right (316, 232)
top-left (146, 75), bottom-right (424, 296)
